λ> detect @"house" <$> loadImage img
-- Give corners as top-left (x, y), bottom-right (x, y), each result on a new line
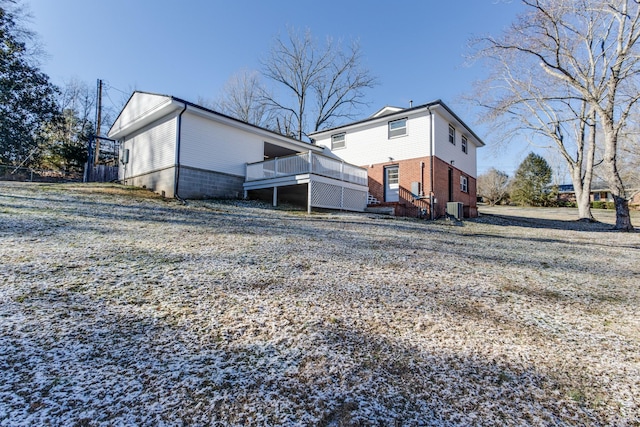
top-left (309, 101), bottom-right (485, 218)
top-left (557, 183), bottom-right (640, 208)
top-left (108, 92), bottom-right (369, 213)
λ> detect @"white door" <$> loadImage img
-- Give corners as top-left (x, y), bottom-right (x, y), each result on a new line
top-left (385, 166), bottom-right (399, 202)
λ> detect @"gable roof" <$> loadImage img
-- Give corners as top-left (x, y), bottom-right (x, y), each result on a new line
top-left (108, 92), bottom-right (177, 139)
top-left (309, 100), bottom-right (486, 147)
top-left (108, 91), bottom-right (319, 152)
top-left (370, 106), bottom-right (403, 118)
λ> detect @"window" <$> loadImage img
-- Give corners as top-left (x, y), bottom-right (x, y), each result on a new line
top-left (449, 125), bottom-right (456, 145)
top-left (461, 136), bottom-right (468, 154)
top-left (388, 118), bottom-right (407, 138)
top-left (387, 167), bottom-right (399, 185)
top-left (460, 175), bottom-right (468, 193)
top-left (331, 133), bottom-right (346, 150)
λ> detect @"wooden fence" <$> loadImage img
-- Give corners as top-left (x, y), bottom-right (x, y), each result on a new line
top-left (84, 164), bottom-right (119, 182)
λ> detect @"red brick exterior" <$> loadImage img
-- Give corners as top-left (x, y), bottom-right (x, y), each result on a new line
top-left (366, 156), bottom-right (478, 218)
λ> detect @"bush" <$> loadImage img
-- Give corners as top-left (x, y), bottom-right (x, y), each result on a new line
top-left (558, 200), bottom-right (577, 208)
top-left (590, 201), bottom-right (614, 209)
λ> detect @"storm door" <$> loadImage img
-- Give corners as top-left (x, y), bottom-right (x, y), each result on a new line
top-left (385, 166), bottom-right (399, 202)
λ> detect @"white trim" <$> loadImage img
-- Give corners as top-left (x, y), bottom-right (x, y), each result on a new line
top-left (109, 98), bottom-right (183, 140)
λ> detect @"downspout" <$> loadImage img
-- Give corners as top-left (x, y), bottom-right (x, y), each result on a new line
top-left (121, 139), bottom-right (127, 185)
top-left (427, 105), bottom-right (435, 220)
top-left (174, 103), bottom-right (188, 200)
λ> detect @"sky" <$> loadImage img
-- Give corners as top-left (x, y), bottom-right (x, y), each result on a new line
top-left (25, 0), bottom-right (536, 176)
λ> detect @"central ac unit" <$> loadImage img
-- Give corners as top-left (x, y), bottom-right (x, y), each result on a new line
top-left (446, 202), bottom-right (464, 220)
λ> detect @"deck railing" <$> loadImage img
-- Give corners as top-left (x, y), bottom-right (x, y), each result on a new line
top-left (246, 151), bottom-right (367, 186)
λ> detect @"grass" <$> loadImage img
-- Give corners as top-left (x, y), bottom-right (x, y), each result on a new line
top-left (0, 182), bottom-right (639, 426)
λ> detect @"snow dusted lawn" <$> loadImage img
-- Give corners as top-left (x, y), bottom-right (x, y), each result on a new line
top-left (1, 182), bottom-right (638, 426)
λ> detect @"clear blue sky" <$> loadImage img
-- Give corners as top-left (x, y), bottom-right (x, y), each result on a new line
top-left (26, 0), bottom-right (534, 176)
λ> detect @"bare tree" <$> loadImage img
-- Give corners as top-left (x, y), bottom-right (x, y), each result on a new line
top-left (614, 129), bottom-right (640, 200)
top-left (213, 69), bottom-right (274, 128)
top-left (545, 146), bottom-right (571, 187)
top-left (477, 168), bottom-right (510, 206)
top-left (473, 59), bottom-right (598, 219)
top-left (58, 78), bottom-right (95, 129)
top-left (261, 27), bottom-right (376, 140)
top-left (473, 0), bottom-right (640, 230)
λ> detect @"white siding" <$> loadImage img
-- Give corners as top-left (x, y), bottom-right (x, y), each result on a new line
top-left (179, 112), bottom-right (265, 176)
top-left (110, 93), bottom-right (174, 138)
top-left (119, 114), bottom-right (177, 179)
top-left (314, 107), bottom-right (480, 178)
top-left (314, 112), bottom-right (432, 167)
top-left (432, 113), bottom-right (478, 178)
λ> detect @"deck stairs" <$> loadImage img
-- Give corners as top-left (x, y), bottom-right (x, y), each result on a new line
top-left (367, 194), bottom-right (380, 205)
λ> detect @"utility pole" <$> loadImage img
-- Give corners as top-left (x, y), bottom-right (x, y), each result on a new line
top-left (94, 79), bottom-right (103, 166)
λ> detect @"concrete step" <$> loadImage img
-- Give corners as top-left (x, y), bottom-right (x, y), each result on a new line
top-left (365, 206), bottom-right (396, 215)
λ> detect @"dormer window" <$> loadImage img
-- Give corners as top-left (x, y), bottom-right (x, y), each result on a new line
top-left (388, 118), bottom-right (407, 138)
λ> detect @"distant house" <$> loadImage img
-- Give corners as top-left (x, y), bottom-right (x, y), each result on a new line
top-left (108, 92), bottom-right (369, 212)
top-left (558, 183), bottom-right (640, 208)
top-left (309, 101), bottom-right (485, 218)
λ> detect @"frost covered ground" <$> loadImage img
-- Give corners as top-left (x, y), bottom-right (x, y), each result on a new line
top-left (0, 182), bottom-right (638, 426)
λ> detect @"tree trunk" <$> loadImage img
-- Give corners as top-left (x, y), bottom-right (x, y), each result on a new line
top-left (613, 196), bottom-right (633, 231)
top-left (569, 157), bottom-right (594, 222)
top-left (573, 110), bottom-right (596, 222)
top-left (602, 127), bottom-right (634, 231)
top-left (573, 181), bottom-right (594, 222)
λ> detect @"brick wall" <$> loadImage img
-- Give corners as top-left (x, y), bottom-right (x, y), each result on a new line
top-left (431, 157), bottom-right (478, 217)
top-left (365, 156), bottom-right (478, 218)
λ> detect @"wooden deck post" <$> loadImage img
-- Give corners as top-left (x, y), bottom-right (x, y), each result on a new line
top-left (273, 186), bottom-right (278, 207)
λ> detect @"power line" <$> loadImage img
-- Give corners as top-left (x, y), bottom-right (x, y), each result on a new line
top-left (104, 90), bottom-right (119, 110)
top-left (103, 81), bottom-right (128, 95)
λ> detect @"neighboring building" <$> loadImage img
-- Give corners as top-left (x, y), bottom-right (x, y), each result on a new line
top-left (108, 92), bottom-right (369, 212)
top-left (558, 183), bottom-right (640, 208)
top-left (309, 101), bottom-right (485, 218)
top-left (557, 183), bottom-right (612, 203)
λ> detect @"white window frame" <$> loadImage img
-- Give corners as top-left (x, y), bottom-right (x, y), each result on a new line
top-left (449, 125), bottom-right (456, 145)
top-left (461, 136), bottom-right (468, 154)
top-left (460, 175), bottom-right (468, 193)
top-left (331, 133), bottom-right (346, 150)
top-left (388, 118), bottom-right (407, 139)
